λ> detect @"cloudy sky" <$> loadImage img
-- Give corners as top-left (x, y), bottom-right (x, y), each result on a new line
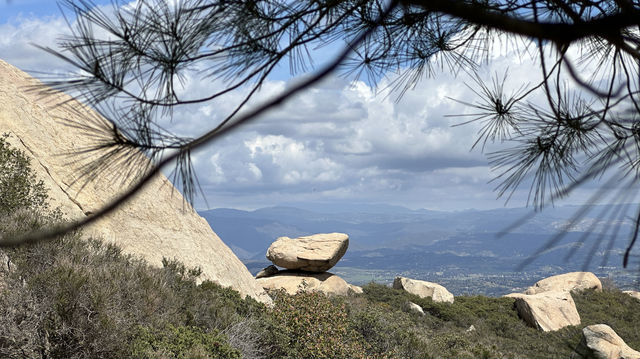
top-left (0, 1), bottom-right (594, 212)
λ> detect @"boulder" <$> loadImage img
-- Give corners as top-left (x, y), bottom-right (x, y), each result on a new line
top-left (256, 270), bottom-right (357, 296)
top-left (393, 276), bottom-right (454, 303)
top-left (525, 272), bottom-right (602, 295)
top-left (255, 265), bottom-right (279, 279)
top-left (623, 291), bottom-right (640, 301)
top-left (572, 324), bottom-right (640, 359)
top-left (348, 283), bottom-right (364, 294)
top-left (0, 60), bottom-right (271, 305)
top-left (509, 291), bottom-right (581, 331)
top-left (266, 233), bottom-right (348, 272)
top-left (407, 302), bottom-right (425, 315)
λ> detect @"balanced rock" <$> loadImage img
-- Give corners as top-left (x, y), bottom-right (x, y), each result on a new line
top-left (525, 272), bottom-right (602, 295)
top-left (0, 60), bottom-right (270, 305)
top-left (393, 276), bottom-right (454, 303)
top-left (572, 324), bottom-right (640, 359)
top-left (266, 233), bottom-right (348, 272)
top-left (256, 270), bottom-right (357, 296)
top-left (508, 291), bottom-right (580, 331)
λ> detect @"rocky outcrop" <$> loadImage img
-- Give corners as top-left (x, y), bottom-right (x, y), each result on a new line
top-left (256, 270), bottom-right (358, 296)
top-left (508, 291), bottom-right (581, 331)
top-left (393, 276), bottom-right (454, 303)
top-left (572, 324), bottom-right (640, 359)
top-left (348, 283), bottom-right (363, 294)
top-left (407, 302), bottom-right (425, 315)
top-left (266, 233), bottom-right (349, 272)
top-left (0, 59), bottom-right (270, 304)
top-left (623, 291), bottom-right (640, 301)
top-left (525, 272), bottom-right (602, 295)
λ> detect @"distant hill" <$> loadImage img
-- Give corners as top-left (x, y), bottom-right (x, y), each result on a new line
top-left (200, 204), bottom-right (635, 258)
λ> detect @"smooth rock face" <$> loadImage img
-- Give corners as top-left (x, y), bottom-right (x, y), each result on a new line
top-left (525, 272), bottom-right (602, 295)
top-left (623, 291), bottom-right (640, 301)
top-left (393, 276), bottom-right (454, 303)
top-left (0, 60), bottom-right (271, 305)
top-left (256, 270), bottom-right (357, 296)
top-left (266, 233), bottom-right (348, 272)
top-left (572, 324), bottom-right (640, 359)
top-left (509, 291), bottom-right (581, 331)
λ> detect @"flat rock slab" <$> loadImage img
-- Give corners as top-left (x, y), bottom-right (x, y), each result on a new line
top-left (266, 233), bottom-right (348, 272)
top-left (572, 324), bottom-right (640, 359)
top-left (525, 272), bottom-right (602, 295)
top-left (393, 276), bottom-right (454, 303)
top-left (256, 270), bottom-right (358, 296)
top-left (509, 291), bottom-right (580, 331)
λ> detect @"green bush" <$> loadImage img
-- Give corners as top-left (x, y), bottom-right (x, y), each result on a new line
top-left (262, 290), bottom-right (373, 359)
top-left (130, 324), bottom-right (241, 359)
top-left (0, 235), bottom-right (265, 358)
top-left (0, 133), bottom-right (50, 215)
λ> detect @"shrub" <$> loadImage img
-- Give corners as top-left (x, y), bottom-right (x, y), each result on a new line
top-left (130, 324), bottom-right (241, 359)
top-left (262, 290), bottom-right (373, 359)
top-left (0, 133), bottom-right (50, 215)
top-left (0, 235), bottom-right (265, 358)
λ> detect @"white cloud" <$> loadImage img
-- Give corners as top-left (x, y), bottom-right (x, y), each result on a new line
top-left (0, 16), bottom-right (71, 72)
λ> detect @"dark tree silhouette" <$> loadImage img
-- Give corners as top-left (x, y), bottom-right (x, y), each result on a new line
top-left (7, 0), bottom-right (640, 270)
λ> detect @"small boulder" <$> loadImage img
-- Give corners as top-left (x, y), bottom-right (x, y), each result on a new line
top-left (348, 284), bottom-right (364, 294)
top-left (393, 276), bottom-right (454, 303)
top-left (623, 291), bottom-right (640, 301)
top-left (255, 265), bottom-right (279, 279)
top-left (525, 272), bottom-right (602, 295)
top-left (509, 291), bottom-right (581, 331)
top-left (571, 324), bottom-right (640, 359)
top-left (266, 233), bottom-right (348, 272)
top-left (407, 302), bottom-right (425, 316)
top-left (256, 270), bottom-right (354, 296)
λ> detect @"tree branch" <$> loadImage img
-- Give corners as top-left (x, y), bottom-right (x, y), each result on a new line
top-left (404, 0), bottom-right (639, 43)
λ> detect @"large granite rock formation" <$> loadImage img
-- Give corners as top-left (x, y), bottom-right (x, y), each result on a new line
top-left (506, 291), bottom-right (581, 331)
top-left (256, 270), bottom-right (359, 296)
top-left (572, 324), bottom-right (640, 359)
top-left (0, 59), bottom-right (270, 304)
top-left (393, 276), bottom-right (454, 303)
top-left (525, 272), bottom-right (602, 295)
top-left (266, 233), bottom-right (348, 272)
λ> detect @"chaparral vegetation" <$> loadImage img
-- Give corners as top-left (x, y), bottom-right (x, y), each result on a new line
top-left (2, 135), bottom-right (640, 358)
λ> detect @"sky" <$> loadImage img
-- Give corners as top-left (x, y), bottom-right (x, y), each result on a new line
top-left (0, 1), bottom-right (596, 212)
